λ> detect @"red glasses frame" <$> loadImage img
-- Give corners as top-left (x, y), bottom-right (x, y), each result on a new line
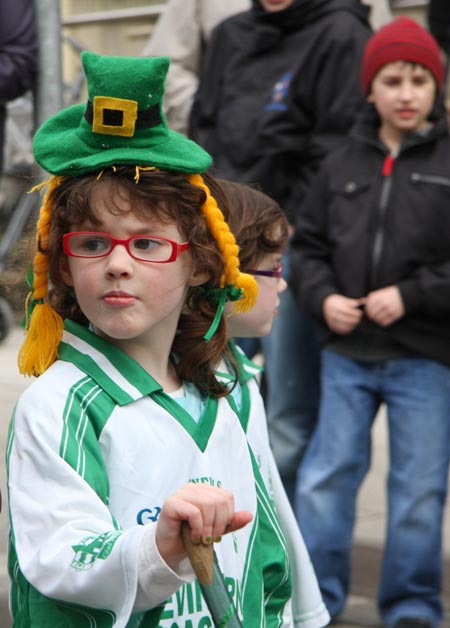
top-left (63, 232), bottom-right (189, 263)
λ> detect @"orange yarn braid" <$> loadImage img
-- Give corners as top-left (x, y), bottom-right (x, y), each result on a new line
top-left (18, 176), bottom-right (66, 376)
top-left (188, 174), bottom-right (258, 313)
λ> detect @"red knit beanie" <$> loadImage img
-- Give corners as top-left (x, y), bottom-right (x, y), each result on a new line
top-left (361, 16), bottom-right (444, 94)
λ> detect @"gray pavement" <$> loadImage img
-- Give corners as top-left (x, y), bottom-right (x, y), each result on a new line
top-left (0, 325), bottom-right (449, 627)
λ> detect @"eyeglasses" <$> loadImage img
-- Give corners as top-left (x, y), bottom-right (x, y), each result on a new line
top-left (63, 232), bottom-right (189, 263)
top-left (247, 265), bottom-right (283, 279)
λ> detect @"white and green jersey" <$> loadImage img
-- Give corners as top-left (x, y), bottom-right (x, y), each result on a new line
top-left (218, 344), bottom-right (330, 628)
top-left (7, 321), bottom-right (292, 628)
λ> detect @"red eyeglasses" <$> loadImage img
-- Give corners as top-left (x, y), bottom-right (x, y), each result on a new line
top-left (63, 232), bottom-right (189, 263)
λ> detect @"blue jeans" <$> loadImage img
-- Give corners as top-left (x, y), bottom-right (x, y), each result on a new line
top-left (264, 250), bottom-right (321, 503)
top-left (295, 350), bottom-right (450, 627)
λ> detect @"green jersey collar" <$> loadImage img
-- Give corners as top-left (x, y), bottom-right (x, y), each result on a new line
top-left (59, 320), bottom-right (163, 405)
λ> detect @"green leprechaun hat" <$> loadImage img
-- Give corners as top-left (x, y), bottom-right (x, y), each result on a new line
top-left (19, 51), bottom-right (259, 377)
top-left (32, 51), bottom-right (212, 175)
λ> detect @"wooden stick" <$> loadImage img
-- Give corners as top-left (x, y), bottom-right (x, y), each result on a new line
top-left (181, 522), bottom-right (244, 627)
top-left (181, 522), bottom-right (214, 586)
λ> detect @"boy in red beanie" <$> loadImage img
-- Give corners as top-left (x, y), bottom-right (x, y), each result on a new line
top-left (290, 16), bottom-right (450, 628)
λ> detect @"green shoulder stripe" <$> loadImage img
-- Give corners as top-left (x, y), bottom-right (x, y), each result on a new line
top-left (246, 449), bottom-right (292, 628)
top-left (60, 376), bottom-right (115, 506)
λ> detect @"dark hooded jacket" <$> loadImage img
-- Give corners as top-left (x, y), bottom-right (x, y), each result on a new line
top-left (290, 106), bottom-right (450, 366)
top-left (190, 0), bottom-right (372, 222)
top-left (0, 0), bottom-right (38, 172)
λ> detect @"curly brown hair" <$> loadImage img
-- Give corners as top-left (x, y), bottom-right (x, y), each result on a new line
top-left (212, 179), bottom-right (289, 270)
top-left (43, 167), bottom-right (236, 395)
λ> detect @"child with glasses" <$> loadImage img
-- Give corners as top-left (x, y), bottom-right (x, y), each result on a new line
top-left (6, 53), bottom-right (308, 628)
top-left (212, 179), bottom-right (329, 628)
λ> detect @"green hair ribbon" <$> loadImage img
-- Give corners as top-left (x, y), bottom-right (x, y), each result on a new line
top-left (22, 269), bottom-right (44, 330)
top-left (200, 285), bottom-right (244, 341)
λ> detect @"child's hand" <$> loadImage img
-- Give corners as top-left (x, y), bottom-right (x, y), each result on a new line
top-left (155, 483), bottom-right (253, 571)
top-left (364, 286), bottom-right (405, 327)
top-left (323, 294), bottom-right (365, 335)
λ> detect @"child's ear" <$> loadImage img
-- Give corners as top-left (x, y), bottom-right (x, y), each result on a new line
top-left (367, 89), bottom-right (375, 104)
top-left (188, 269), bottom-right (211, 287)
top-left (60, 257), bottom-right (74, 287)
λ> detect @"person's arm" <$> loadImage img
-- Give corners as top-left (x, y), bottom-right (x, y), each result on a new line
top-left (142, 0), bottom-right (249, 135)
top-left (142, 0), bottom-right (202, 135)
top-left (285, 14), bottom-right (371, 218)
top-left (290, 162), bottom-right (365, 335)
top-left (363, 285), bottom-right (404, 327)
top-left (267, 450), bottom-right (330, 628)
top-left (322, 293), bottom-right (366, 334)
top-left (8, 384), bottom-right (251, 620)
top-left (362, 257), bottom-right (450, 328)
top-left (189, 21), bottom-right (232, 151)
top-left (0, 0), bottom-right (38, 101)
top-left (136, 483), bottom-right (252, 610)
top-left (428, 0), bottom-right (450, 54)
top-left (8, 388), bottom-right (149, 621)
top-left (361, 0), bottom-right (392, 30)
top-left (393, 259), bottom-right (450, 318)
top-left (8, 386), bottom-right (176, 620)
top-left (290, 166), bottom-right (342, 320)
top-left (242, 373), bottom-right (330, 628)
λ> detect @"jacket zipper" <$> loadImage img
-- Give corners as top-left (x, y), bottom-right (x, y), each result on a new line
top-left (410, 172), bottom-right (450, 187)
top-left (370, 154), bottom-right (394, 288)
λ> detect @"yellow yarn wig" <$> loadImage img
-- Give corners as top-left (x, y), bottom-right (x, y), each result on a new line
top-left (18, 177), bottom-right (65, 376)
top-left (189, 174), bottom-right (258, 314)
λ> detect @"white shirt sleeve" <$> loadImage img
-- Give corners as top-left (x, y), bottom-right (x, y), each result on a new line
top-left (268, 451), bottom-right (331, 628)
top-left (134, 523), bottom-right (195, 612)
top-left (8, 383), bottom-right (192, 626)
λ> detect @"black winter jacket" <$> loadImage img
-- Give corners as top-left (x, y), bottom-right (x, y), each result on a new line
top-left (291, 109), bottom-right (450, 366)
top-left (0, 0), bottom-right (38, 172)
top-left (190, 0), bottom-right (371, 222)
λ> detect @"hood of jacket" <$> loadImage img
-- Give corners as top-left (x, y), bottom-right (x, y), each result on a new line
top-left (249, 0), bottom-right (370, 50)
top-left (251, 0), bottom-right (369, 31)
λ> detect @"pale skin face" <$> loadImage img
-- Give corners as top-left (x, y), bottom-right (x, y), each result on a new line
top-left (225, 251), bottom-right (286, 338)
top-left (367, 61), bottom-right (437, 153)
top-left (61, 179), bottom-right (252, 567)
top-left (61, 182), bottom-right (207, 388)
top-left (258, 0), bottom-right (295, 12)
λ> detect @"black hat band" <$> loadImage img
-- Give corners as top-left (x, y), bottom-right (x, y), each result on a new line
top-left (85, 96), bottom-right (162, 138)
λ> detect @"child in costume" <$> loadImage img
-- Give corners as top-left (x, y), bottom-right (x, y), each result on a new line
top-left (291, 17), bottom-right (450, 628)
top-left (216, 180), bottom-right (330, 628)
top-left (5, 52), bottom-right (299, 628)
